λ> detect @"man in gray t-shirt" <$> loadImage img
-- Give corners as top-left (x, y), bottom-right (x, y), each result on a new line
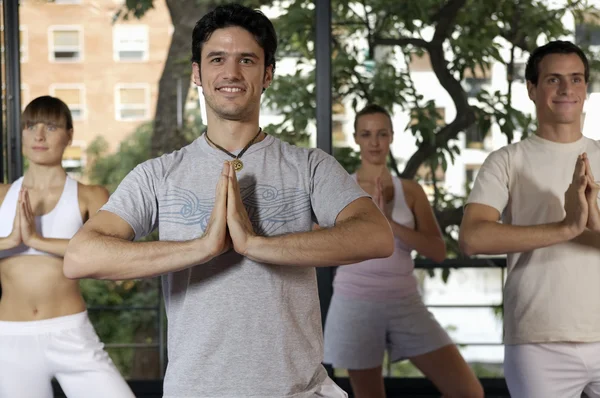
top-left (64, 4), bottom-right (394, 397)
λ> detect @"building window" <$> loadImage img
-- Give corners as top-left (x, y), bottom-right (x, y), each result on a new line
top-left (62, 140), bottom-right (86, 177)
top-left (50, 84), bottom-right (85, 120)
top-left (2, 84), bottom-right (29, 111)
top-left (462, 64), bottom-right (492, 98)
top-left (466, 165), bottom-right (481, 190)
top-left (510, 62), bottom-right (526, 83)
top-left (465, 114), bottom-right (491, 149)
top-left (1, 26), bottom-right (28, 63)
top-left (50, 0), bottom-right (83, 4)
top-left (113, 25), bottom-right (149, 62)
top-left (463, 78), bottom-right (490, 98)
top-left (49, 26), bottom-right (83, 62)
top-left (576, 23), bottom-right (600, 47)
top-left (115, 84), bottom-right (150, 121)
top-left (410, 107), bottom-right (445, 127)
top-left (408, 51), bottom-right (432, 72)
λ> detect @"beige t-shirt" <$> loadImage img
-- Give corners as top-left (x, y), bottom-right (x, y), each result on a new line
top-left (467, 134), bottom-right (600, 344)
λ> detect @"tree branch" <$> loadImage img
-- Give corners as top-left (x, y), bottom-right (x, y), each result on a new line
top-left (373, 37), bottom-right (430, 50)
top-left (373, 0), bottom-right (474, 179)
top-left (432, 0), bottom-right (468, 43)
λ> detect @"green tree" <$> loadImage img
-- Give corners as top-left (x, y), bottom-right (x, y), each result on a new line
top-left (265, 0), bottom-right (600, 241)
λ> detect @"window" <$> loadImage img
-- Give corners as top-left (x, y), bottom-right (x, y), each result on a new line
top-left (1, 26), bottom-right (28, 62)
top-left (462, 64), bottom-right (492, 98)
top-left (410, 107), bottom-right (445, 127)
top-left (115, 84), bottom-right (150, 121)
top-left (113, 25), bottom-right (149, 62)
top-left (466, 165), bottom-right (481, 190)
top-left (510, 62), bottom-right (526, 83)
top-left (50, 0), bottom-right (83, 4)
top-left (49, 26), bottom-right (83, 62)
top-left (463, 78), bottom-right (489, 98)
top-left (576, 24), bottom-right (600, 47)
top-left (2, 84), bottom-right (30, 111)
top-left (21, 84), bottom-right (29, 108)
top-left (50, 84), bottom-right (85, 120)
top-left (62, 140), bottom-right (86, 177)
top-left (408, 51), bottom-right (432, 72)
top-left (332, 120), bottom-right (346, 145)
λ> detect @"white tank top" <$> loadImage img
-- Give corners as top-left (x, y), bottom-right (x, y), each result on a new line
top-left (0, 176), bottom-right (83, 258)
top-left (333, 175), bottom-right (419, 300)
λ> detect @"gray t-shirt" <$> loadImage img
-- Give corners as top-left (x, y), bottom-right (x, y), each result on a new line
top-left (102, 134), bottom-right (368, 397)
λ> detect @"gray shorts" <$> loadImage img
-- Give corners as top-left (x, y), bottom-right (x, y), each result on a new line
top-left (323, 292), bottom-right (453, 370)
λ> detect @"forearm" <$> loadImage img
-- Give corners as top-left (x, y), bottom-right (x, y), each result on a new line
top-left (459, 220), bottom-right (572, 256)
top-left (389, 220), bottom-right (446, 263)
top-left (244, 215), bottom-right (394, 267)
top-left (0, 237), bottom-right (19, 251)
top-left (64, 231), bottom-right (214, 280)
top-left (27, 236), bottom-right (70, 257)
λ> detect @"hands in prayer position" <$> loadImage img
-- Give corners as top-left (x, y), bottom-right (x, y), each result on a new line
top-left (5, 188), bottom-right (41, 250)
top-left (203, 161), bottom-right (257, 260)
top-left (564, 153), bottom-right (600, 236)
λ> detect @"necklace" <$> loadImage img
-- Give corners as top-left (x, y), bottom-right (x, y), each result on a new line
top-left (204, 128), bottom-right (262, 171)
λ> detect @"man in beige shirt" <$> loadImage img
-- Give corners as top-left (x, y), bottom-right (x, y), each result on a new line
top-left (461, 40), bottom-right (600, 397)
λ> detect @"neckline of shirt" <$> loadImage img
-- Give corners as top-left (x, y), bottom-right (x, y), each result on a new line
top-left (528, 133), bottom-right (587, 153)
top-left (196, 133), bottom-right (275, 161)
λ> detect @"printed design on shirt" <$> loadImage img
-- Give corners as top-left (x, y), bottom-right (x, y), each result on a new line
top-left (160, 186), bottom-right (213, 229)
top-left (159, 185), bottom-right (311, 235)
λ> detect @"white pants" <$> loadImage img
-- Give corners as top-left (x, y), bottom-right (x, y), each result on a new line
top-left (505, 342), bottom-right (600, 398)
top-left (0, 311), bottom-right (134, 398)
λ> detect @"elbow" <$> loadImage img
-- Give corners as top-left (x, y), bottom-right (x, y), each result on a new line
top-left (431, 245), bottom-right (447, 264)
top-left (63, 239), bottom-right (95, 280)
top-left (63, 246), bottom-right (85, 279)
top-left (375, 224), bottom-right (395, 258)
top-left (458, 231), bottom-right (479, 257)
top-left (434, 240), bottom-right (448, 264)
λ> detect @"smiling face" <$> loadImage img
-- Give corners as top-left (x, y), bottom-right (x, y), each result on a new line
top-left (192, 26), bottom-right (273, 122)
top-left (354, 112), bottom-right (393, 165)
top-left (527, 53), bottom-right (587, 126)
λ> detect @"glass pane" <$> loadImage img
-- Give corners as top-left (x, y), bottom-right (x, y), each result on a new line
top-left (418, 267), bottom-right (504, 306)
top-left (54, 88), bottom-right (80, 104)
top-left (428, 307), bottom-right (503, 345)
top-left (53, 30), bottom-right (79, 46)
top-left (120, 108), bottom-right (146, 119)
top-left (118, 51), bottom-right (145, 61)
top-left (116, 26), bottom-right (147, 43)
top-left (119, 88), bottom-right (146, 104)
top-left (54, 50), bottom-right (79, 60)
top-left (105, 347), bottom-right (162, 380)
top-left (70, 108), bottom-right (82, 119)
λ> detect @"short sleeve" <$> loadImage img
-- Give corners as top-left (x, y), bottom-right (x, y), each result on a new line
top-left (466, 147), bottom-right (510, 214)
top-left (308, 149), bottom-right (369, 227)
top-left (100, 160), bottom-right (162, 240)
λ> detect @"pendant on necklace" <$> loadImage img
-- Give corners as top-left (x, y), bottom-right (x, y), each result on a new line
top-left (231, 159), bottom-right (244, 171)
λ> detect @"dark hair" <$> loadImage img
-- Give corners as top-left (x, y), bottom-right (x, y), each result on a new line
top-left (22, 96), bottom-right (73, 131)
top-left (525, 40), bottom-right (589, 85)
top-left (191, 3), bottom-right (277, 74)
top-left (354, 104), bottom-right (393, 132)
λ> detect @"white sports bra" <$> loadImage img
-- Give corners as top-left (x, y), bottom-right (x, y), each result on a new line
top-left (0, 176), bottom-right (83, 258)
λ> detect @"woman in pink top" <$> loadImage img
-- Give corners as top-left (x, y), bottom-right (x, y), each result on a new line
top-left (0, 96), bottom-right (134, 397)
top-left (323, 104), bottom-right (482, 398)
